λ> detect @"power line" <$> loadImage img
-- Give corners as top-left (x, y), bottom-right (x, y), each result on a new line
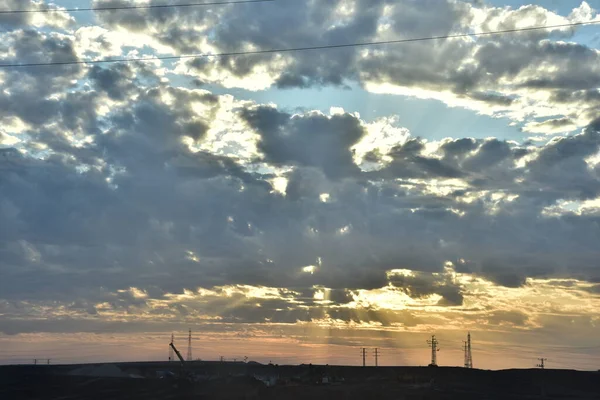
top-left (0, 0), bottom-right (275, 14)
top-left (1, 20), bottom-right (598, 69)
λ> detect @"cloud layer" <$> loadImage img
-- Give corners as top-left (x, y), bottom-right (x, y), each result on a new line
top-left (0, 0), bottom-right (599, 368)
top-left (89, 0), bottom-right (600, 132)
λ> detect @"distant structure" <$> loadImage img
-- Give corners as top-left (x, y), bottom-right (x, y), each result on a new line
top-left (187, 329), bottom-right (193, 361)
top-left (537, 358), bottom-right (547, 369)
top-left (169, 333), bottom-right (174, 361)
top-left (361, 348), bottom-right (367, 367)
top-left (464, 332), bottom-right (473, 368)
top-left (427, 335), bottom-right (439, 366)
top-left (373, 348), bottom-right (379, 367)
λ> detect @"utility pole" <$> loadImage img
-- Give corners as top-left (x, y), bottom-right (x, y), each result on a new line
top-left (169, 333), bottom-right (174, 361)
top-left (426, 335), bottom-right (439, 366)
top-left (47, 359), bottom-right (50, 365)
top-left (361, 348), bottom-right (367, 367)
top-left (186, 329), bottom-right (192, 362)
top-left (34, 359), bottom-right (37, 365)
top-left (374, 348), bottom-right (379, 367)
top-left (537, 357), bottom-right (548, 397)
top-left (466, 332), bottom-right (473, 369)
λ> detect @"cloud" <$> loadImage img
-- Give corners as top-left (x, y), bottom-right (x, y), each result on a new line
top-left (388, 269), bottom-right (464, 306)
top-left (523, 117), bottom-right (578, 134)
top-left (372, 138), bottom-right (466, 180)
top-left (526, 123), bottom-right (600, 200)
top-left (1, 1), bottom-right (600, 365)
top-left (487, 310), bottom-right (529, 326)
top-left (91, 0), bottom-right (600, 132)
top-left (0, 0), bottom-right (74, 30)
top-left (2, 79), bottom-right (600, 307)
top-left (241, 106), bottom-right (365, 179)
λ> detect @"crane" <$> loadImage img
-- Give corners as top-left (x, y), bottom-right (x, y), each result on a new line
top-left (167, 340), bottom-right (197, 389)
top-left (170, 341), bottom-right (185, 366)
top-left (169, 340), bottom-right (196, 383)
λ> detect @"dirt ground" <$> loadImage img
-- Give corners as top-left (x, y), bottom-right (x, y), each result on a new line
top-left (2, 363), bottom-right (599, 399)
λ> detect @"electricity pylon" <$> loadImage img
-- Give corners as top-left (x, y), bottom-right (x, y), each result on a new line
top-left (427, 335), bottom-right (439, 366)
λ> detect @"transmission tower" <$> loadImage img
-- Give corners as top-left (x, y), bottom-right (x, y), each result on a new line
top-left (426, 335), bottom-right (439, 366)
top-left (169, 333), bottom-right (174, 361)
top-left (466, 332), bottom-right (473, 368)
top-left (463, 340), bottom-right (468, 368)
top-left (536, 358), bottom-right (547, 369)
top-left (186, 329), bottom-right (192, 362)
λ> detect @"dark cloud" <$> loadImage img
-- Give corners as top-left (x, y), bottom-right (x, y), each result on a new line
top-left (328, 289), bottom-right (353, 305)
top-left (516, 42), bottom-right (600, 90)
top-left (372, 138), bottom-right (465, 180)
top-left (441, 138), bottom-right (478, 159)
top-left (469, 91), bottom-right (515, 106)
top-left (327, 307), bottom-right (421, 327)
top-left (242, 106), bottom-right (365, 179)
top-left (584, 284), bottom-right (600, 294)
top-left (0, 31), bottom-right (84, 131)
top-left (462, 139), bottom-right (512, 171)
top-left (526, 125), bottom-right (600, 200)
top-left (481, 262), bottom-right (527, 288)
top-left (389, 271), bottom-right (464, 306)
top-left (89, 64), bottom-right (137, 101)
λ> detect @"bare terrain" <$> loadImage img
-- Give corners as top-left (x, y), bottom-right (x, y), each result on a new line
top-left (1, 362), bottom-right (599, 399)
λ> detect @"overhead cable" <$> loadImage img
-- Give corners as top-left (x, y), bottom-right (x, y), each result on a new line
top-left (0, 0), bottom-right (274, 14)
top-left (1, 20), bottom-right (599, 68)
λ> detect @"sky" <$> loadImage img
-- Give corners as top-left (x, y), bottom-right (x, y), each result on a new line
top-left (0, 0), bottom-right (599, 370)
